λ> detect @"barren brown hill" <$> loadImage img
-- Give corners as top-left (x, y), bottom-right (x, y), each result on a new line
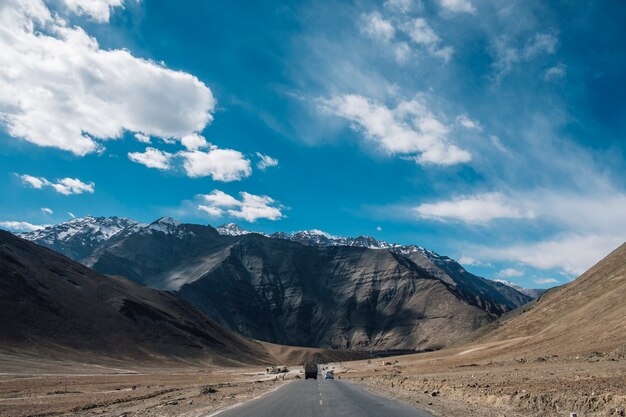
top-left (474, 242), bottom-right (626, 356)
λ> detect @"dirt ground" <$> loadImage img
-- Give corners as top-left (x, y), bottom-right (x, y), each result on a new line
top-left (2, 340), bottom-right (625, 417)
top-left (334, 341), bottom-right (626, 417)
top-left (0, 355), bottom-right (295, 417)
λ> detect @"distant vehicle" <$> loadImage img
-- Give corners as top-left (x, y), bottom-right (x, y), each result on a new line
top-left (266, 365), bottom-right (288, 374)
top-left (304, 363), bottom-right (318, 380)
top-left (325, 371), bottom-right (334, 380)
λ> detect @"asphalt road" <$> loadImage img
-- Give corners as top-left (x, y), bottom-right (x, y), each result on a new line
top-left (213, 377), bottom-right (436, 417)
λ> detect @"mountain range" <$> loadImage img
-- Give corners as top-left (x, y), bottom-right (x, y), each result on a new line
top-left (17, 216), bottom-right (540, 351)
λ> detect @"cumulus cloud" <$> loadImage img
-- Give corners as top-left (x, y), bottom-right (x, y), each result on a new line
top-left (181, 133), bottom-right (209, 150)
top-left (0, 0), bottom-right (215, 155)
top-left (0, 221), bottom-right (47, 232)
top-left (134, 133), bottom-right (151, 144)
top-left (41, 207), bottom-right (53, 215)
top-left (127, 138), bottom-right (256, 182)
top-left (180, 148), bottom-right (252, 182)
top-left (439, 0), bottom-right (476, 14)
top-left (401, 18), bottom-right (453, 61)
top-left (18, 174), bottom-right (95, 195)
top-left (415, 192), bottom-right (535, 224)
top-left (319, 94), bottom-right (471, 165)
top-left (61, 0), bottom-right (124, 22)
top-left (128, 147), bottom-right (174, 170)
top-left (256, 153), bottom-right (279, 170)
top-left (198, 190), bottom-right (284, 222)
top-left (361, 12), bottom-right (395, 43)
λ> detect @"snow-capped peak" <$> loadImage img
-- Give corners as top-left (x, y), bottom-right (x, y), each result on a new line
top-left (216, 223), bottom-right (257, 236)
top-left (147, 217), bottom-right (183, 234)
top-left (20, 216), bottom-right (138, 244)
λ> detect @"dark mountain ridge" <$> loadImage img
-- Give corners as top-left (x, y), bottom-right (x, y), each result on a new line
top-left (16, 216), bottom-right (535, 351)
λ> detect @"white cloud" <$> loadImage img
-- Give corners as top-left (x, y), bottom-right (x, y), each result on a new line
top-left (489, 135), bottom-right (508, 153)
top-left (473, 234), bottom-right (624, 276)
top-left (459, 255), bottom-right (478, 265)
top-left (256, 153), bottom-right (279, 170)
top-left (498, 267), bottom-right (523, 278)
top-left (523, 33), bottom-right (558, 58)
top-left (61, 0), bottom-right (124, 22)
top-left (181, 133), bottom-right (209, 150)
top-left (180, 148), bottom-right (252, 182)
top-left (456, 114), bottom-right (482, 130)
top-left (0, 221), bottom-right (46, 232)
top-left (415, 192), bottom-right (534, 224)
top-left (439, 0), bottom-right (476, 14)
top-left (134, 133), bottom-right (151, 143)
top-left (68, 212), bottom-right (76, 218)
top-left (544, 63), bottom-right (567, 81)
top-left (18, 173), bottom-right (94, 195)
top-left (41, 207), bottom-right (53, 215)
top-left (128, 147), bottom-right (174, 170)
top-left (0, 0), bottom-right (215, 155)
top-left (319, 94), bottom-right (471, 166)
top-left (401, 18), bottom-right (453, 61)
top-left (202, 190), bottom-right (241, 207)
top-left (198, 190), bottom-right (284, 222)
top-left (361, 12), bottom-right (395, 43)
top-left (393, 42), bottom-right (411, 63)
top-left (18, 174), bottom-right (47, 189)
top-left (376, 226), bottom-right (383, 231)
top-left (452, 190), bottom-right (626, 275)
top-left (535, 278), bottom-right (558, 285)
top-left (49, 178), bottom-right (95, 195)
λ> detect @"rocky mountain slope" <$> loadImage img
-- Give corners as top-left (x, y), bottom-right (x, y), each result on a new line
top-left (477, 242), bottom-right (626, 356)
top-left (77, 218), bottom-right (533, 351)
top-left (0, 229), bottom-right (276, 365)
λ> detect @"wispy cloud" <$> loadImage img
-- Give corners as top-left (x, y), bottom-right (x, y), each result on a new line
top-left (319, 94), bottom-right (471, 165)
top-left (498, 267), bottom-right (523, 278)
top-left (491, 32), bottom-right (558, 82)
top-left (415, 192), bottom-right (535, 224)
top-left (439, 0), bottom-right (476, 15)
top-left (256, 153), bottom-right (279, 170)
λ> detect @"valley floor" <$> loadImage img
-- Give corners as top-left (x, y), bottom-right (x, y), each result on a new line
top-left (1, 340), bottom-right (625, 417)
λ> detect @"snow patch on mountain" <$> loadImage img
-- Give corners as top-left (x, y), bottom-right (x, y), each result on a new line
top-left (216, 223), bottom-right (264, 236)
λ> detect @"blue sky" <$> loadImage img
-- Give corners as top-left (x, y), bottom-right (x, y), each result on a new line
top-left (1, 0), bottom-right (625, 289)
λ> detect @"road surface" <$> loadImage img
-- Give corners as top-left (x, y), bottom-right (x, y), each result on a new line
top-left (213, 378), bottom-right (436, 417)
